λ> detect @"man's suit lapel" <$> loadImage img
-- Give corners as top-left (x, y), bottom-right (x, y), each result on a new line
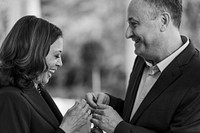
top-left (131, 60), bottom-right (181, 123)
top-left (123, 56), bottom-right (146, 121)
top-left (21, 86), bottom-right (60, 129)
top-left (130, 41), bottom-right (196, 123)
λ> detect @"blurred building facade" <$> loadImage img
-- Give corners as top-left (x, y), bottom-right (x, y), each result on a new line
top-left (0, 0), bottom-right (41, 31)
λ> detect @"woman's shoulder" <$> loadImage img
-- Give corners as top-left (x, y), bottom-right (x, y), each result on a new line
top-left (0, 86), bottom-right (31, 122)
top-left (0, 86), bottom-right (22, 94)
top-left (0, 86), bottom-right (26, 104)
top-left (0, 86), bottom-right (31, 113)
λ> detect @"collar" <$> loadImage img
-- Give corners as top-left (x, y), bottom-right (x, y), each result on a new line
top-left (145, 36), bottom-right (189, 73)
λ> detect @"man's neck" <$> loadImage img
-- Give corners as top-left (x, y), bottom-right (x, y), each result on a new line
top-left (151, 33), bottom-right (182, 65)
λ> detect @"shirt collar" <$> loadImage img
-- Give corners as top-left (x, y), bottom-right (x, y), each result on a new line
top-left (145, 36), bottom-right (189, 73)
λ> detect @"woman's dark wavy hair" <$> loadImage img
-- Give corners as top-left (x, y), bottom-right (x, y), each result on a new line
top-left (0, 15), bottom-right (62, 89)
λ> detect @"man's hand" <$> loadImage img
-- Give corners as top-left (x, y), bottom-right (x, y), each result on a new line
top-left (91, 104), bottom-right (123, 133)
top-left (85, 92), bottom-right (110, 109)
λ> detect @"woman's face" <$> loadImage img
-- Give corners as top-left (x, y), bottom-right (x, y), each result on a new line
top-left (36, 37), bottom-right (63, 85)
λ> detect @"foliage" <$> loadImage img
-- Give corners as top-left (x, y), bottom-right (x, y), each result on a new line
top-left (182, 0), bottom-right (200, 49)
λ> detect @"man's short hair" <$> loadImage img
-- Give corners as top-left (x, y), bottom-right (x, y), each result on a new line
top-left (144, 0), bottom-right (182, 28)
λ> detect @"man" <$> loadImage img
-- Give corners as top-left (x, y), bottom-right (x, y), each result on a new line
top-left (86, 0), bottom-right (200, 133)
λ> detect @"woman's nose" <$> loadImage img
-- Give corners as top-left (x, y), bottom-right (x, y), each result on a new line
top-left (56, 58), bottom-right (63, 67)
top-left (125, 26), bottom-right (133, 39)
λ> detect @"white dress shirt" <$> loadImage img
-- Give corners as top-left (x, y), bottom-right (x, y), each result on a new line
top-left (130, 37), bottom-right (189, 120)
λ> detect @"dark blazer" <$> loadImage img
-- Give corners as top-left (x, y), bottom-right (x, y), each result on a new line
top-left (110, 38), bottom-right (200, 133)
top-left (0, 85), bottom-right (65, 133)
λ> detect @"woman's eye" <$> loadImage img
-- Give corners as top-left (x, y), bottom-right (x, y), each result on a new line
top-left (55, 55), bottom-right (61, 58)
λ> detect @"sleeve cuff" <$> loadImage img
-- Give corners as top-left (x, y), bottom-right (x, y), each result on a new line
top-left (114, 121), bottom-right (130, 133)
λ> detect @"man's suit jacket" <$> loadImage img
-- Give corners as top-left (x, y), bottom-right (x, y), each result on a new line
top-left (0, 86), bottom-right (65, 133)
top-left (110, 39), bottom-right (200, 133)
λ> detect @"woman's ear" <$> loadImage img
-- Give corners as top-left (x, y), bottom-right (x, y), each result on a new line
top-left (160, 12), bottom-right (170, 32)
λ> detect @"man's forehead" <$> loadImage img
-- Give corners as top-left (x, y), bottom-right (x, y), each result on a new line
top-left (127, 0), bottom-right (142, 14)
top-left (128, 0), bottom-right (142, 7)
top-left (127, 0), bottom-right (152, 20)
top-left (127, 1), bottom-right (140, 20)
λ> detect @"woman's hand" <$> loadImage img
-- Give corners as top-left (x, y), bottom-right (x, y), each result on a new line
top-left (59, 99), bottom-right (91, 133)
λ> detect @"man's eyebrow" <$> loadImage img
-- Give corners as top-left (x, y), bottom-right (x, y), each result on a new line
top-left (128, 17), bottom-right (137, 22)
top-left (128, 17), bottom-right (133, 21)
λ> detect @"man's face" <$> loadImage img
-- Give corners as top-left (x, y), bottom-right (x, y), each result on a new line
top-left (126, 0), bottom-right (162, 61)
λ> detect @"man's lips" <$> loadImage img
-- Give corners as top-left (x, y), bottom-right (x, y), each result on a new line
top-left (132, 36), bottom-right (141, 43)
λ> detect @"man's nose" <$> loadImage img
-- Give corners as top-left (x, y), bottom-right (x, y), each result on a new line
top-left (125, 26), bottom-right (133, 39)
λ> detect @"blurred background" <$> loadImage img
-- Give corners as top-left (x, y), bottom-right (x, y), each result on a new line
top-left (0, 0), bottom-right (200, 114)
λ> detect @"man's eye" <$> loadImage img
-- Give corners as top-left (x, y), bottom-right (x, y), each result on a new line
top-left (129, 22), bottom-right (137, 28)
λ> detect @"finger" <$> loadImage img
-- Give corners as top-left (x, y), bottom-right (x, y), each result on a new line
top-left (80, 103), bottom-right (92, 118)
top-left (91, 126), bottom-right (103, 133)
top-left (96, 94), bottom-right (105, 105)
top-left (84, 109), bottom-right (91, 118)
top-left (89, 105), bottom-right (95, 110)
top-left (96, 103), bottom-right (108, 109)
top-left (67, 101), bottom-right (79, 112)
top-left (88, 109), bottom-right (91, 116)
top-left (90, 118), bottom-right (101, 128)
top-left (85, 93), bottom-right (98, 108)
top-left (90, 107), bottom-right (96, 114)
top-left (78, 99), bottom-right (87, 108)
top-left (82, 103), bottom-right (90, 113)
top-left (92, 113), bottom-right (102, 120)
top-left (93, 109), bottom-right (104, 115)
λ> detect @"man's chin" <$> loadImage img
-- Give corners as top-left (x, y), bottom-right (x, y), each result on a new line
top-left (134, 49), bottom-right (142, 56)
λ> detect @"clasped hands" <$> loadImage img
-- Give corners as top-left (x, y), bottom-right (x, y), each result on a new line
top-left (59, 92), bottom-right (123, 133)
top-left (86, 92), bottom-right (123, 133)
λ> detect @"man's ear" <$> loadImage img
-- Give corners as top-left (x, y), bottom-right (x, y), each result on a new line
top-left (160, 12), bottom-right (170, 32)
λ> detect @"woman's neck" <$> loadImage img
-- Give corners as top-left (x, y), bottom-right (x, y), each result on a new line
top-left (33, 80), bottom-right (39, 89)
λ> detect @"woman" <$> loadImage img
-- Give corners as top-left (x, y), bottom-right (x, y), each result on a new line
top-left (0, 15), bottom-right (90, 133)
